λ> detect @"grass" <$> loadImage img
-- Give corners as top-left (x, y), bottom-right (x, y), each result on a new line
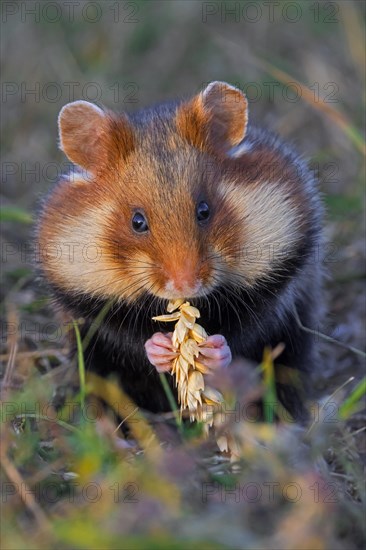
top-left (1, 306), bottom-right (365, 549)
top-left (73, 320), bottom-right (86, 411)
top-left (339, 377), bottom-right (366, 420)
top-left (0, 207), bottom-right (33, 225)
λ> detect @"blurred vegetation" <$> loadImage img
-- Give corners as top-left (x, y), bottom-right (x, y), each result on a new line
top-left (1, 1), bottom-right (365, 549)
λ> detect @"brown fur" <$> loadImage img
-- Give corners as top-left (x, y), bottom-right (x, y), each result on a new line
top-left (38, 82), bottom-right (309, 303)
top-left (58, 100), bottom-right (135, 174)
top-left (37, 82), bottom-right (323, 420)
top-left (176, 82), bottom-right (247, 155)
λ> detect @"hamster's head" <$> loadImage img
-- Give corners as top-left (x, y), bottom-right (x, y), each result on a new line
top-left (38, 81), bottom-right (303, 305)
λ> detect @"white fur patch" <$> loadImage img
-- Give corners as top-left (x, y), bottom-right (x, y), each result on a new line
top-left (219, 179), bottom-right (300, 284)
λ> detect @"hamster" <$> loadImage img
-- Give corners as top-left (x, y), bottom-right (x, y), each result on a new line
top-left (36, 81), bottom-right (323, 421)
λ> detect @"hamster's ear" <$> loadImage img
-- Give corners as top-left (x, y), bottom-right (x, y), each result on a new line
top-left (176, 81), bottom-right (248, 155)
top-left (58, 100), bottom-right (134, 172)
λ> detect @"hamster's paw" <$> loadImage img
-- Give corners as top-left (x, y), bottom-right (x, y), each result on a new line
top-left (145, 333), bottom-right (232, 373)
top-left (198, 335), bottom-right (232, 370)
top-left (145, 332), bottom-right (177, 372)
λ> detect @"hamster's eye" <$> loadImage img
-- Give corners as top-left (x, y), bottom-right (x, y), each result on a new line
top-left (196, 201), bottom-right (210, 223)
top-left (132, 212), bottom-right (149, 233)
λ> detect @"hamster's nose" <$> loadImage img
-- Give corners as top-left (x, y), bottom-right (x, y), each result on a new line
top-left (165, 262), bottom-right (202, 297)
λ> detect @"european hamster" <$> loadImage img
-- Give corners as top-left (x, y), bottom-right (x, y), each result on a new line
top-left (37, 81), bottom-right (323, 420)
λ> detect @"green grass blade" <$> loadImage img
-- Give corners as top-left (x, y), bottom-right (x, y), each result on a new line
top-left (159, 372), bottom-right (182, 431)
top-left (81, 298), bottom-right (114, 351)
top-left (1, 206), bottom-right (33, 224)
top-left (339, 377), bottom-right (366, 419)
top-left (261, 348), bottom-right (277, 424)
top-left (73, 320), bottom-right (86, 410)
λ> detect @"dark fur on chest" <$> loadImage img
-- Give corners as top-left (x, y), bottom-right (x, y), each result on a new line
top-left (53, 252), bottom-right (320, 421)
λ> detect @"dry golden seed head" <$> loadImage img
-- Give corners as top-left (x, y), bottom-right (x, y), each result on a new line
top-left (194, 361), bottom-right (211, 374)
top-left (152, 299), bottom-right (230, 450)
top-left (188, 370), bottom-right (204, 391)
top-left (178, 356), bottom-right (189, 377)
top-left (180, 312), bottom-right (196, 329)
top-left (167, 299), bottom-right (185, 312)
top-left (190, 323), bottom-right (208, 343)
top-left (188, 339), bottom-right (200, 355)
top-left (175, 318), bottom-right (189, 345)
top-left (152, 312), bottom-right (181, 322)
top-left (216, 435), bottom-right (229, 453)
top-left (182, 305), bottom-right (200, 318)
top-left (202, 386), bottom-right (224, 405)
top-left (180, 339), bottom-right (199, 364)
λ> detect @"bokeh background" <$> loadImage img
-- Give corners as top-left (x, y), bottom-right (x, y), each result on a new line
top-left (1, 1), bottom-right (365, 549)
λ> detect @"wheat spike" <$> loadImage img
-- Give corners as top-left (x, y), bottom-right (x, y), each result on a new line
top-left (153, 301), bottom-right (225, 424)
